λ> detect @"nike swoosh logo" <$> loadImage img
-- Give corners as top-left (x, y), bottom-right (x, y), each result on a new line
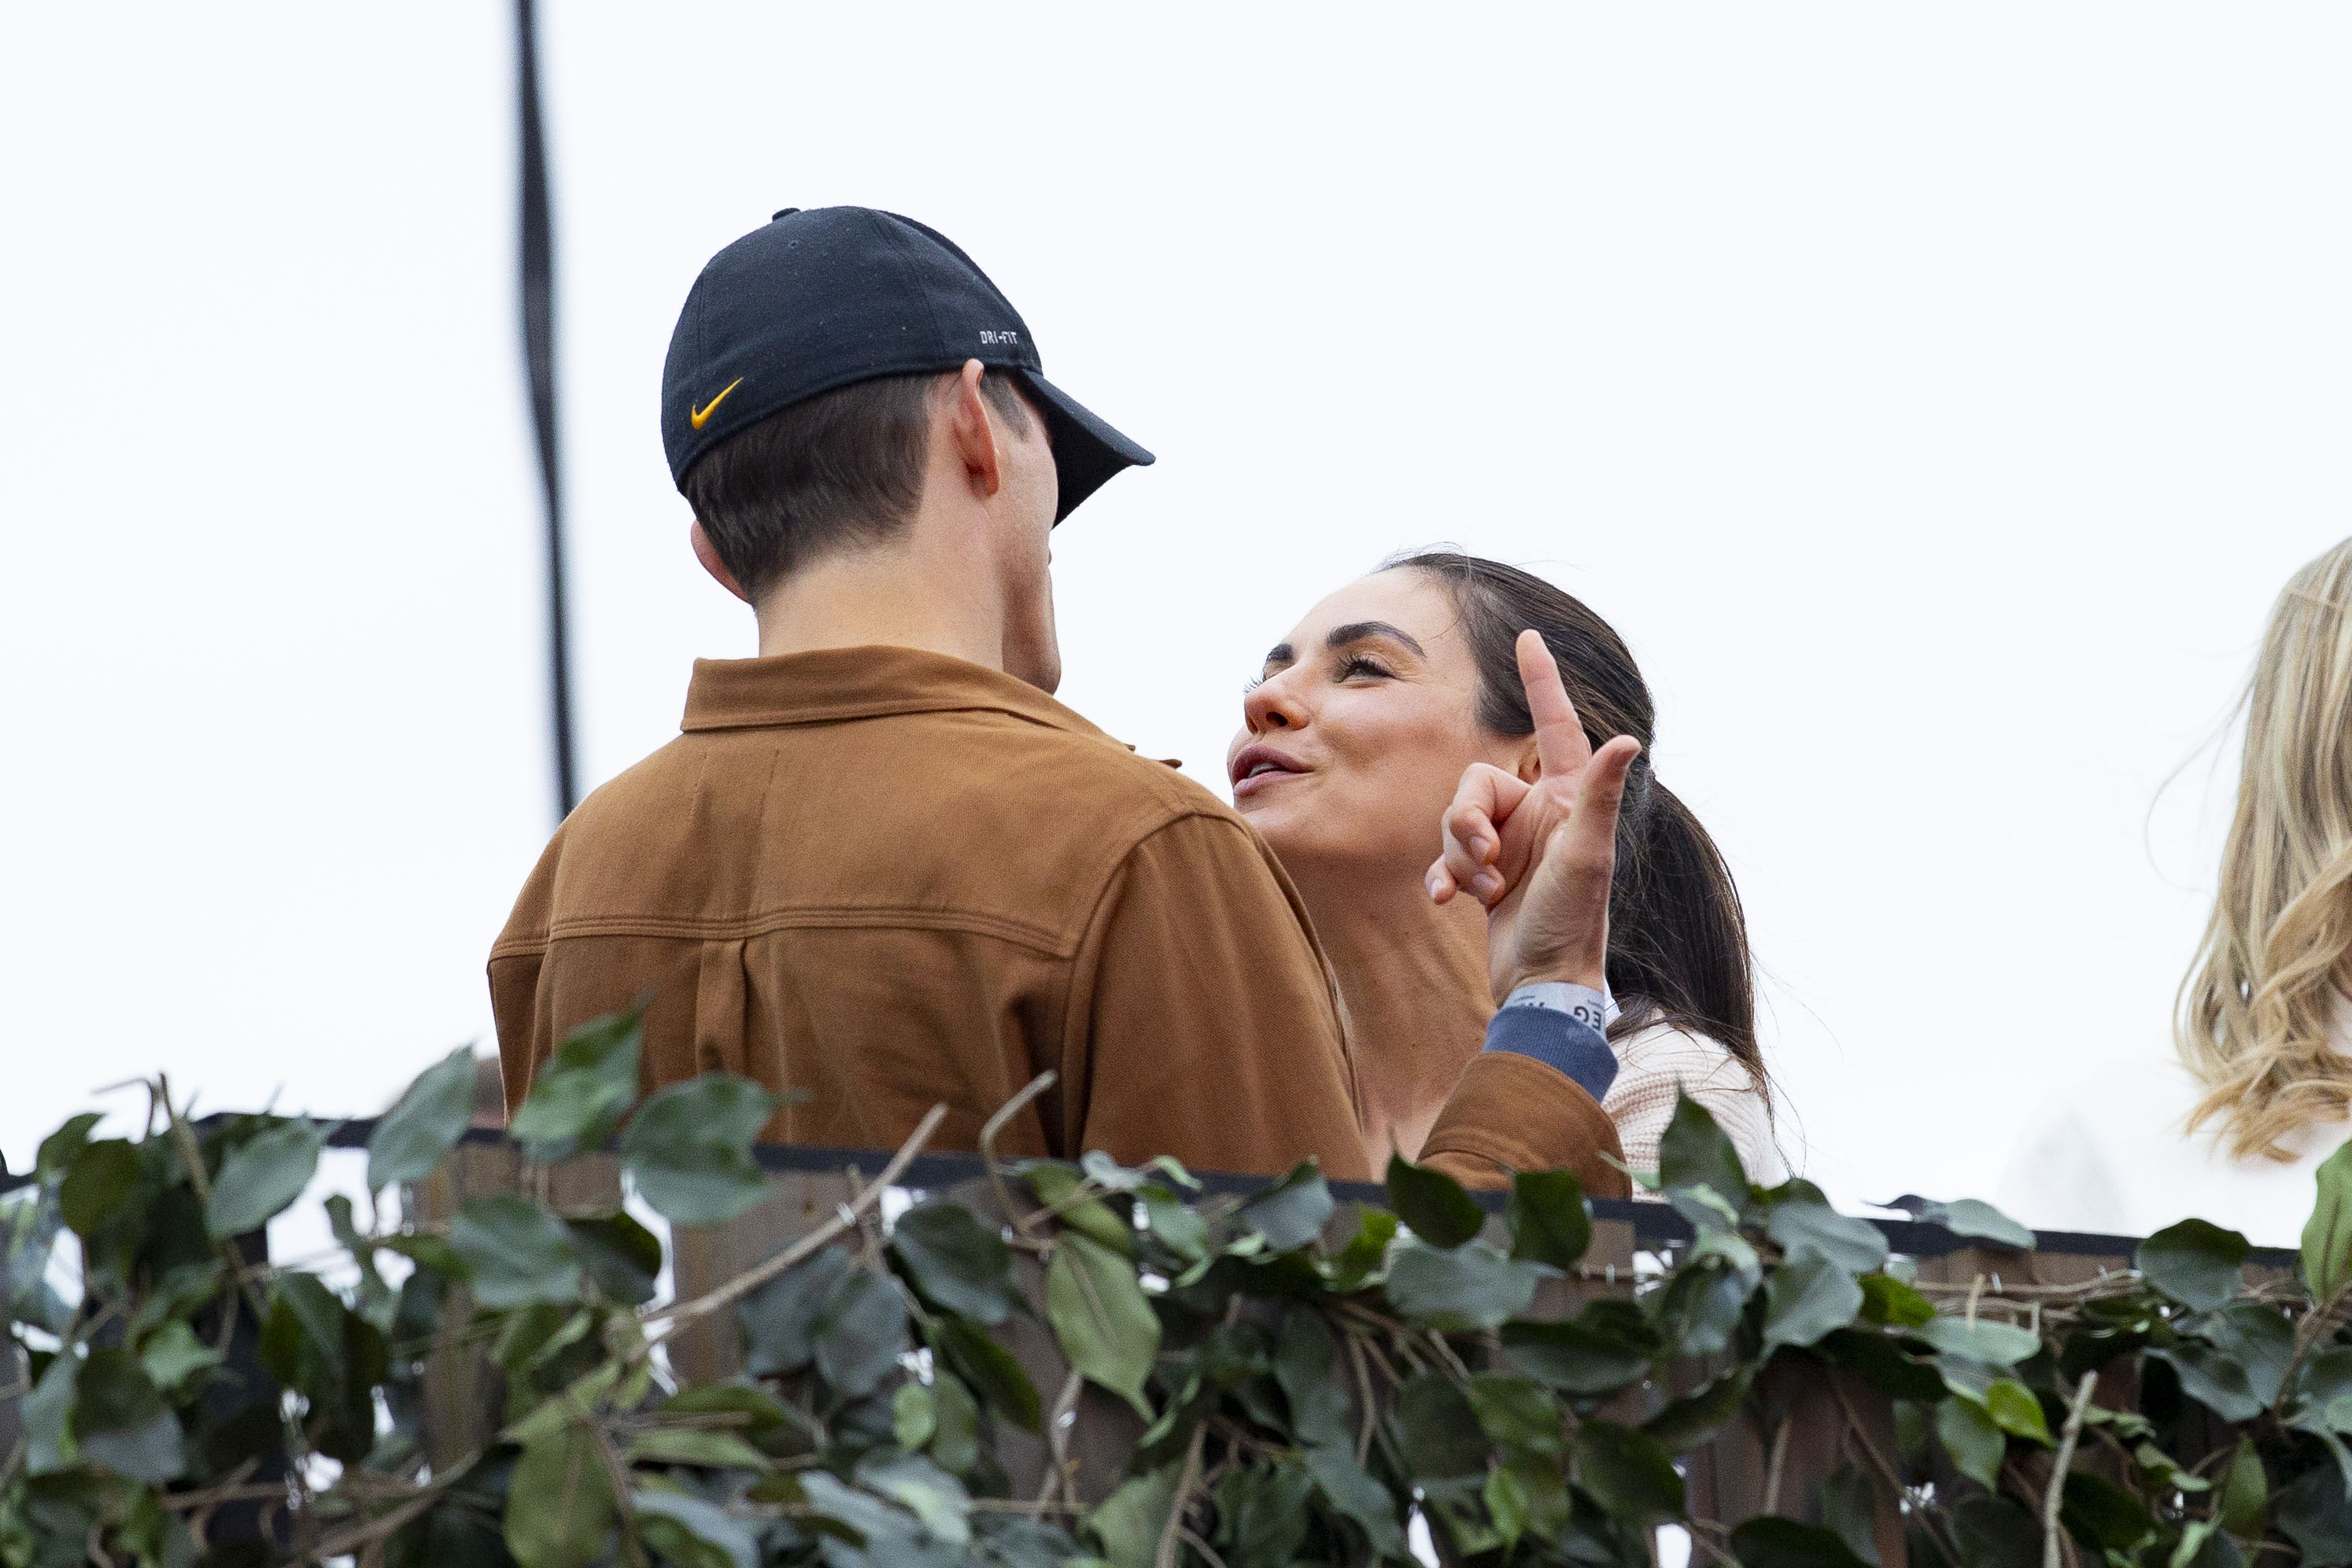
top-left (690, 377), bottom-right (744, 430)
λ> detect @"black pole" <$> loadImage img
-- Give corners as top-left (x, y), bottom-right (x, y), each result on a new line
top-left (516, 0), bottom-right (577, 820)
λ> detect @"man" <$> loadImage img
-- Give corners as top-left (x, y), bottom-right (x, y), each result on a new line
top-left (491, 206), bottom-right (1631, 1191)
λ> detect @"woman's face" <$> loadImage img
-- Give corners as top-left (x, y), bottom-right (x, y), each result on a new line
top-left (1227, 569), bottom-right (1527, 879)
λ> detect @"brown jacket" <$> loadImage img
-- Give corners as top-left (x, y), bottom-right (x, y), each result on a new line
top-left (489, 647), bottom-right (1626, 1194)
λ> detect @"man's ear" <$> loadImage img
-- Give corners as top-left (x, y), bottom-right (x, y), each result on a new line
top-left (689, 519), bottom-right (752, 605)
top-left (942, 359), bottom-right (1004, 500)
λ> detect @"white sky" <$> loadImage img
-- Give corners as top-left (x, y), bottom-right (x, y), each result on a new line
top-left (4, 4), bottom-right (2348, 1213)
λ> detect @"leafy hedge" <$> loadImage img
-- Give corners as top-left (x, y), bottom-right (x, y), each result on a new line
top-left (7, 1011), bottom-right (2352, 1567)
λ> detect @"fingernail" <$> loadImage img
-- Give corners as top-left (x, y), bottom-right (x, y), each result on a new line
top-left (1471, 873), bottom-right (1501, 901)
top-left (1471, 836), bottom-right (1492, 860)
top-left (1424, 870), bottom-right (1443, 899)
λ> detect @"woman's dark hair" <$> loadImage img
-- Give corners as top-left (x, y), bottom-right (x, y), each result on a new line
top-left (1394, 551), bottom-right (1766, 1105)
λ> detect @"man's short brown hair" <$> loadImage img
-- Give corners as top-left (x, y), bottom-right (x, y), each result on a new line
top-left (684, 369), bottom-right (1033, 602)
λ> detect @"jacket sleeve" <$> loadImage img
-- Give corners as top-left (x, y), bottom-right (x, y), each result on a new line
top-left (486, 836), bottom-right (562, 1120)
top-left (1417, 1052), bottom-right (1631, 1197)
top-left (1062, 813), bottom-right (1375, 1182)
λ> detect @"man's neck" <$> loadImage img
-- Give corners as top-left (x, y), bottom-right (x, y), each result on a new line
top-left (751, 533), bottom-right (1006, 672)
top-left (1296, 859), bottom-right (1496, 1166)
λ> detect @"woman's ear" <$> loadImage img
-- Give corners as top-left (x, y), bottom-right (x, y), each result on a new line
top-left (1513, 736), bottom-right (1544, 785)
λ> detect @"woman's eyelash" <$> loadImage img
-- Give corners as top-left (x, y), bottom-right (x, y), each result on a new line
top-left (1338, 656), bottom-right (1391, 679)
top-left (1243, 676), bottom-right (1265, 694)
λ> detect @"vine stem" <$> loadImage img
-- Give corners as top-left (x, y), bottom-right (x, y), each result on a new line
top-left (639, 1102), bottom-right (948, 1337)
top-left (1155, 1417), bottom-right (1207, 1568)
top-left (980, 1071), bottom-right (1059, 1241)
top-left (2044, 1372), bottom-right (2099, 1568)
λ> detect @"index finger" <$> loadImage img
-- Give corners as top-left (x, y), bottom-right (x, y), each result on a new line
top-left (1516, 629), bottom-right (1594, 779)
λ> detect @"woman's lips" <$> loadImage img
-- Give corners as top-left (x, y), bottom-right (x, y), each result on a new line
top-left (1230, 745), bottom-right (1309, 799)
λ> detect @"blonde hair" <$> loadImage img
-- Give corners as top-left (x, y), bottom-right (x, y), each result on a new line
top-left (2180, 537), bottom-right (2352, 1160)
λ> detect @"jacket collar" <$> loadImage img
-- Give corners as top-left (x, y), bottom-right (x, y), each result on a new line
top-left (681, 644), bottom-right (1116, 742)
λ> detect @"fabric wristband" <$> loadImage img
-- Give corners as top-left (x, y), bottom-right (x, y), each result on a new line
top-left (1482, 992), bottom-right (1618, 1103)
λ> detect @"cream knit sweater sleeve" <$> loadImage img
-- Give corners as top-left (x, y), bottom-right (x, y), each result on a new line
top-left (1601, 1021), bottom-right (1786, 1189)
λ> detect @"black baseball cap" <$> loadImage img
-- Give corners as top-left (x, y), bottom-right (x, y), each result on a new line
top-left (660, 206), bottom-right (1154, 523)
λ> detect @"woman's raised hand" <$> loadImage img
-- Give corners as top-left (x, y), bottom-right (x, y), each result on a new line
top-left (1424, 630), bottom-right (1641, 1005)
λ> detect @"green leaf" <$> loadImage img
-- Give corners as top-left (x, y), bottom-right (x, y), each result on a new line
top-left (740, 1245), bottom-right (850, 1377)
top-left (1272, 1308), bottom-right (1351, 1451)
top-left (73, 1347), bottom-right (186, 1483)
top-left (60, 1138), bottom-right (142, 1238)
top-left (2205, 1298), bottom-right (2296, 1406)
top-left (1762, 1251), bottom-right (1864, 1351)
top-left (1047, 1231), bottom-right (1159, 1419)
top-left (1657, 1092), bottom-right (1748, 1212)
top-left (1304, 1445), bottom-right (1406, 1559)
top-left (2058, 1470), bottom-right (2156, 1553)
top-left (1572, 1421), bottom-right (1685, 1526)
top-left (1384, 1239), bottom-right (1549, 1331)
top-left (2151, 1342), bottom-right (2265, 1424)
top-left (508, 1009), bottom-right (644, 1162)
top-left (617, 1072), bottom-right (777, 1227)
top-left (1890, 1195), bottom-right (2036, 1251)
top-left (35, 1112), bottom-right (105, 1185)
top-left (21, 1351), bottom-right (78, 1474)
top-left (1139, 1187), bottom-right (1209, 1263)
top-left (931, 1315), bottom-right (1042, 1433)
top-left (633, 1491), bottom-right (759, 1568)
top-left (2138, 1218), bottom-right (2251, 1312)
top-left (892, 1201), bottom-right (1022, 1325)
top-left (860, 1452), bottom-right (972, 1547)
top-left (1983, 1378), bottom-right (2052, 1444)
top-left (1087, 1466), bottom-right (1177, 1568)
top-left (1025, 1163), bottom-right (1133, 1254)
top-left (1936, 1396), bottom-right (2006, 1489)
top-left (1950, 1496), bottom-right (2041, 1566)
top-left (1324, 1205), bottom-right (1398, 1293)
top-left (205, 1118), bottom-right (324, 1238)
top-left (1643, 1365), bottom-right (1752, 1454)
top-left (2217, 1436), bottom-right (2268, 1539)
top-left (1238, 1161), bottom-right (1335, 1253)
top-left (505, 1422), bottom-right (618, 1568)
top-left (1507, 1168), bottom-right (1592, 1268)
top-left (1215, 1459), bottom-right (1314, 1568)
top-left (1386, 1153), bottom-right (1484, 1249)
top-left (625, 1426), bottom-right (772, 1470)
top-left (1822, 1465), bottom-right (1884, 1566)
top-left (810, 1263), bottom-right (911, 1398)
top-left (567, 1212), bottom-right (662, 1308)
top-left (1395, 1372), bottom-right (1486, 1477)
top-left (1817, 1328), bottom-right (1946, 1402)
top-left (2310, 1142), bottom-right (2352, 1301)
top-left (138, 1319), bottom-right (223, 1394)
top-left (1466, 1372), bottom-right (1565, 1456)
top-left (893, 1381), bottom-right (938, 1450)
top-left (448, 1195), bottom-right (584, 1308)
top-left (1912, 1315), bottom-right (2041, 1366)
top-left (929, 1371), bottom-right (980, 1475)
top-left (1729, 1518), bottom-right (1870, 1568)
top-left (2275, 1459), bottom-right (2352, 1566)
top-left (367, 1046), bottom-right (478, 1191)
top-left (1767, 1190), bottom-right (1889, 1275)
top-left (1857, 1272), bottom-right (1935, 1328)
top-left (1501, 1301), bottom-right (1663, 1394)
top-left (1653, 1256), bottom-right (1754, 1357)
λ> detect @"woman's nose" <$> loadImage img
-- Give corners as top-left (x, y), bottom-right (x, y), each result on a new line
top-left (1243, 673), bottom-right (1307, 733)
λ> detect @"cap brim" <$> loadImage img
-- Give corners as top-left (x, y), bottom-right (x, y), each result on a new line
top-left (1017, 372), bottom-right (1155, 524)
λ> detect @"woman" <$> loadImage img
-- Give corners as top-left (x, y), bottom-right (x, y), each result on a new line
top-left (1226, 551), bottom-right (1782, 1184)
top-left (1998, 537), bottom-right (2352, 1245)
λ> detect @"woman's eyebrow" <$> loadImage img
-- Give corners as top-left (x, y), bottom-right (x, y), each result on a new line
top-left (1261, 642), bottom-right (1296, 670)
top-left (1326, 621), bottom-right (1427, 657)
